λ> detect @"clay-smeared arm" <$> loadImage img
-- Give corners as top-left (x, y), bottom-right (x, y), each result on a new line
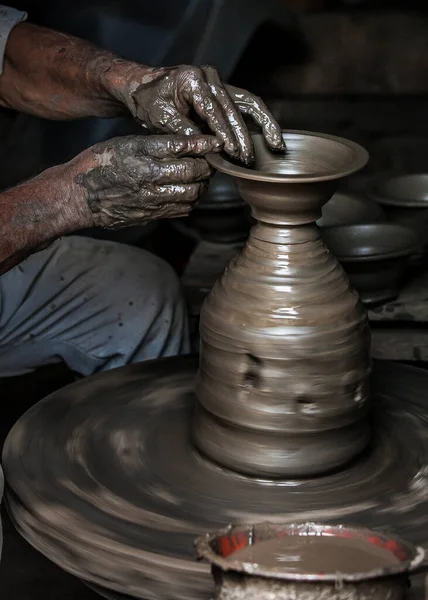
top-left (0, 21), bottom-right (133, 119)
top-left (0, 15), bottom-right (284, 163)
top-left (0, 134), bottom-right (220, 274)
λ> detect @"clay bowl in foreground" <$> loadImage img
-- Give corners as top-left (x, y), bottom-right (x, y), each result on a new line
top-left (368, 174), bottom-right (428, 239)
top-left (322, 223), bottom-right (418, 306)
top-left (196, 522), bottom-right (424, 600)
top-left (317, 190), bottom-right (385, 227)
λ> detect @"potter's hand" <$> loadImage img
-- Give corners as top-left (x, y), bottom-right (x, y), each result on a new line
top-left (0, 24), bottom-right (284, 158)
top-left (73, 134), bottom-right (222, 229)
top-left (115, 65), bottom-right (285, 166)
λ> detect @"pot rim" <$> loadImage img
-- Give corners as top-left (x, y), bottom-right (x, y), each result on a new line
top-left (207, 131), bottom-right (369, 184)
top-left (368, 173), bottom-right (428, 208)
top-left (195, 521), bottom-right (425, 583)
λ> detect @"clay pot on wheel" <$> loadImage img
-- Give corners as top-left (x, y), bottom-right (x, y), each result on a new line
top-left (196, 522), bottom-right (425, 600)
top-left (194, 130), bottom-right (371, 479)
top-left (322, 223), bottom-right (418, 307)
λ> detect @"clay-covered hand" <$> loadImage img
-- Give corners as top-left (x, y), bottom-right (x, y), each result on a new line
top-left (73, 134), bottom-right (222, 229)
top-left (116, 65), bottom-right (285, 166)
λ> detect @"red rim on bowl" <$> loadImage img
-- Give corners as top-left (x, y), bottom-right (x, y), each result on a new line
top-left (195, 522), bottom-right (425, 583)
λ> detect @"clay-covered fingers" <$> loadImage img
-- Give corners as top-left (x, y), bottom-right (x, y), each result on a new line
top-left (179, 67), bottom-right (241, 159)
top-left (128, 65), bottom-right (284, 164)
top-left (145, 157), bottom-right (213, 185)
top-left (75, 133), bottom-right (216, 230)
top-left (202, 66), bottom-right (254, 165)
top-left (125, 135), bottom-right (219, 185)
top-left (143, 182), bottom-right (206, 216)
top-left (137, 134), bottom-right (223, 159)
top-left (226, 84), bottom-right (285, 152)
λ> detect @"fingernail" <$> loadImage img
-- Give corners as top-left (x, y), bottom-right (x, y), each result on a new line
top-left (240, 148), bottom-right (254, 166)
top-left (272, 138), bottom-right (286, 152)
top-left (242, 154), bottom-right (255, 167)
top-left (278, 135), bottom-right (287, 150)
top-left (226, 143), bottom-right (239, 158)
top-left (213, 139), bottom-right (224, 151)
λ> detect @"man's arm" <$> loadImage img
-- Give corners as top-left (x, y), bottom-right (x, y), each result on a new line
top-left (0, 134), bottom-right (220, 275)
top-left (0, 8), bottom-right (142, 119)
top-left (0, 162), bottom-right (90, 274)
top-left (0, 5), bottom-right (284, 162)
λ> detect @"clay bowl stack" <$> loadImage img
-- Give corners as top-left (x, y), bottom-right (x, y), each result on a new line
top-left (317, 190), bottom-right (385, 228)
top-left (368, 174), bottom-right (428, 263)
top-left (368, 174), bottom-right (428, 236)
top-left (322, 223), bottom-right (418, 306)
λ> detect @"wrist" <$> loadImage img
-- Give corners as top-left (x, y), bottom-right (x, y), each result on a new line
top-left (0, 163), bottom-right (93, 269)
top-left (58, 158), bottom-right (95, 230)
top-left (100, 60), bottom-right (164, 116)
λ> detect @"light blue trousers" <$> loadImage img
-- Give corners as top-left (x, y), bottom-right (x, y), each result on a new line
top-left (0, 235), bottom-right (190, 556)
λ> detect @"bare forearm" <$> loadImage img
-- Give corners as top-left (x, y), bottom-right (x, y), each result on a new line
top-left (0, 163), bottom-right (91, 274)
top-left (0, 22), bottom-right (148, 119)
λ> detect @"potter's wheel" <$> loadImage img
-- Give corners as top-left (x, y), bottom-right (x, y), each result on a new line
top-left (3, 355), bottom-right (428, 600)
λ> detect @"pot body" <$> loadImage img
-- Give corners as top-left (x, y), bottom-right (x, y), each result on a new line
top-left (194, 180), bottom-right (371, 478)
top-left (213, 569), bottom-right (407, 600)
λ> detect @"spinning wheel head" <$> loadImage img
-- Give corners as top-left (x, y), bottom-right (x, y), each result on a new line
top-left (3, 358), bottom-right (428, 600)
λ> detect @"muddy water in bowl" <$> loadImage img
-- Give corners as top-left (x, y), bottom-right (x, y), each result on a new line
top-left (196, 522), bottom-right (425, 600)
top-left (228, 534), bottom-right (400, 574)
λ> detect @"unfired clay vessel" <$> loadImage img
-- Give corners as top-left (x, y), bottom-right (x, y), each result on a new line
top-left (368, 174), bottom-right (428, 262)
top-left (322, 223), bottom-right (418, 306)
top-left (195, 131), bottom-right (370, 478)
top-left (317, 190), bottom-right (385, 228)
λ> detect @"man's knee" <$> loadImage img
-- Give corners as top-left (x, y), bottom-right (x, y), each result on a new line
top-left (98, 243), bottom-right (189, 359)
top-left (0, 237), bottom-right (189, 375)
top-left (107, 245), bottom-right (183, 315)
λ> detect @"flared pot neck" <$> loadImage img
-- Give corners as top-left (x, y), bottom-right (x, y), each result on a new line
top-left (237, 178), bottom-right (338, 226)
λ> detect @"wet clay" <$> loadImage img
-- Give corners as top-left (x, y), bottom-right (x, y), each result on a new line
top-left (3, 356), bottom-right (428, 600)
top-left (0, 21), bottom-right (285, 165)
top-left (0, 21), bottom-right (285, 273)
top-left (227, 536), bottom-right (400, 573)
top-left (130, 65), bottom-right (285, 165)
top-left (74, 134), bottom-right (221, 229)
top-left (195, 131), bottom-right (371, 478)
